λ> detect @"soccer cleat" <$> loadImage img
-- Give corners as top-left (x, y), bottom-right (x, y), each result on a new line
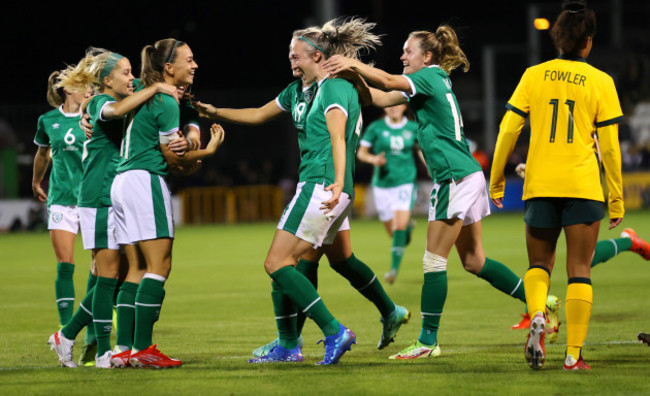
top-left (316, 323), bottom-right (356, 365)
top-left (563, 354), bottom-right (591, 370)
top-left (545, 295), bottom-right (561, 344)
top-left (95, 350), bottom-right (112, 369)
top-left (621, 228), bottom-right (650, 260)
top-left (78, 343), bottom-right (97, 367)
top-left (512, 313), bottom-right (531, 330)
top-left (129, 345), bottom-right (182, 369)
top-left (384, 269), bottom-right (397, 285)
top-left (388, 340), bottom-right (441, 360)
top-left (248, 345), bottom-right (303, 363)
top-left (252, 335), bottom-right (304, 358)
top-left (525, 313), bottom-right (546, 370)
top-left (110, 346), bottom-right (132, 368)
top-left (638, 332), bottom-right (650, 346)
top-left (378, 305), bottom-right (411, 349)
top-left (48, 330), bottom-right (77, 368)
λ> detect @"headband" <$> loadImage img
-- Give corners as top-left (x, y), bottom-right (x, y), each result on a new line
top-left (100, 52), bottom-right (124, 81)
top-left (298, 36), bottom-right (329, 56)
top-left (166, 40), bottom-right (181, 63)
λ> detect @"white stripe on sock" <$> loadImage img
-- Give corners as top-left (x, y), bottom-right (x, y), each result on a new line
top-left (80, 303), bottom-right (92, 315)
top-left (93, 319), bottom-right (112, 323)
top-left (357, 275), bottom-right (377, 291)
top-left (275, 313), bottom-right (298, 320)
top-left (135, 302), bottom-right (162, 307)
top-left (302, 297), bottom-right (321, 313)
top-left (509, 279), bottom-right (523, 296)
top-left (421, 312), bottom-right (442, 317)
top-left (116, 304), bottom-right (135, 309)
top-left (56, 298), bottom-right (75, 302)
top-left (608, 239), bottom-right (618, 256)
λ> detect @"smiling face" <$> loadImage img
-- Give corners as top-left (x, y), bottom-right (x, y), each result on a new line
top-left (400, 37), bottom-right (430, 74)
top-left (288, 38), bottom-right (304, 79)
top-left (291, 38), bottom-right (319, 83)
top-left (166, 44), bottom-right (198, 86)
top-left (105, 57), bottom-right (134, 99)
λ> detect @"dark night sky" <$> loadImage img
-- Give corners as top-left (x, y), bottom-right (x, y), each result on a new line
top-left (3, 0), bottom-right (577, 104)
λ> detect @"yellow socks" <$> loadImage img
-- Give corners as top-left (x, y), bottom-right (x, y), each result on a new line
top-left (565, 278), bottom-right (593, 358)
top-left (524, 266), bottom-right (550, 317)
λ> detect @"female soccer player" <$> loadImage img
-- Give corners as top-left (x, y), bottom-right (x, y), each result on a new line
top-left (357, 104), bottom-right (418, 284)
top-left (47, 48), bottom-right (181, 368)
top-left (324, 25), bottom-right (531, 360)
top-left (199, 18), bottom-right (409, 364)
top-left (33, 68), bottom-right (92, 333)
top-left (490, 0), bottom-right (624, 370)
top-left (109, 38), bottom-right (203, 368)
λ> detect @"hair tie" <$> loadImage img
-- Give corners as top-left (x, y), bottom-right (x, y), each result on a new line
top-left (298, 35), bottom-right (329, 56)
top-left (166, 40), bottom-right (181, 64)
top-left (100, 52), bottom-right (124, 81)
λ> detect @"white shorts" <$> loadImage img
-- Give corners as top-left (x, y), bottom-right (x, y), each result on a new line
top-left (111, 170), bottom-right (174, 245)
top-left (373, 183), bottom-right (417, 222)
top-left (47, 204), bottom-right (79, 233)
top-left (79, 206), bottom-right (119, 250)
top-left (277, 182), bottom-right (351, 249)
top-left (428, 171), bottom-right (490, 225)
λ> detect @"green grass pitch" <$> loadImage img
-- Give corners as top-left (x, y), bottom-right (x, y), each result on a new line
top-left (1, 211), bottom-right (649, 395)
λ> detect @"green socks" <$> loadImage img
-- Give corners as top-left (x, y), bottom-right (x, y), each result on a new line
top-left (93, 277), bottom-right (118, 356)
top-left (294, 259), bottom-right (319, 335)
top-left (330, 254), bottom-right (395, 318)
top-left (133, 277), bottom-right (165, 351)
top-left (272, 281), bottom-right (299, 349)
top-left (55, 262), bottom-right (75, 326)
top-left (477, 257), bottom-right (526, 303)
top-left (84, 271), bottom-right (98, 345)
top-left (391, 230), bottom-right (408, 272)
top-left (419, 271), bottom-right (447, 346)
top-left (270, 266), bottom-right (339, 337)
top-left (61, 287), bottom-right (94, 340)
top-left (591, 238), bottom-right (632, 267)
top-left (116, 281), bottom-right (139, 350)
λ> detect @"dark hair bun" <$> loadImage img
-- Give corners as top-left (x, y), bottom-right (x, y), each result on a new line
top-left (563, 0), bottom-right (587, 12)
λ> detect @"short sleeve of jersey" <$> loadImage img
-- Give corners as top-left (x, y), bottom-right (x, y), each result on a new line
top-left (87, 95), bottom-right (114, 124)
top-left (155, 94), bottom-right (180, 135)
top-left (360, 122), bottom-right (377, 147)
top-left (506, 69), bottom-right (532, 118)
top-left (595, 76), bottom-right (623, 127)
top-left (403, 67), bottom-right (436, 98)
top-left (34, 115), bottom-right (49, 146)
top-left (275, 82), bottom-right (295, 112)
top-left (180, 100), bottom-right (200, 129)
top-left (320, 79), bottom-right (352, 118)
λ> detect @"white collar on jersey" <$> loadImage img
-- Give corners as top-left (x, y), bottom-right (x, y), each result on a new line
top-left (58, 105), bottom-right (80, 118)
top-left (317, 74), bottom-right (330, 87)
top-left (427, 64), bottom-right (441, 69)
top-left (384, 116), bottom-right (408, 129)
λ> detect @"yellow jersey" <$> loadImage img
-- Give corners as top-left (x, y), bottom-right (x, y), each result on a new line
top-left (490, 56), bottom-right (624, 217)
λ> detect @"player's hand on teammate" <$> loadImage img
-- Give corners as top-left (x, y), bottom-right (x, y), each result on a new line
top-left (170, 160), bottom-right (202, 176)
top-left (374, 152), bottom-right (387, 166)
top-left (205, 123), bottom-right (225, 154)
top-left (80, 113), bottom-right (93, 140)
top-left (154, 82), bottom-right (180, 103)
top-left (323, 55), bottom-right (357, 75)
top-left (169, 132), bottom-right (188, 156)
top-left (32, 183), bottom-right (47, 202)
top-left (321, 182), bottom-right (343, 214)
top-left (195, 102), bottom-right (218, 120)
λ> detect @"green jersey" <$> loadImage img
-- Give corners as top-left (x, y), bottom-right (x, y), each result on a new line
top-left (116, 93), bottom-right (179, 176)
top-left (360, 116), bottom-right (418, 188)
top-left (34, 106), bottom-right (85, 206)
top-left (78, 94), bottom-right (124, 207)
top-left (276, 79), bottom-right (319, 158)
top-left (403, 66), bottom-right (480, 182)
top-left (303, 77), bottom-right (362, 197)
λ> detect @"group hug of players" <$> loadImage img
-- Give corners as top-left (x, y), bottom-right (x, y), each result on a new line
top-left (36, 0), bottom-right (650, 370)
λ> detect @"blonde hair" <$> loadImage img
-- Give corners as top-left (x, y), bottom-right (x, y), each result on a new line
top-left (140, 38), bottom-right (186, 88)
top-left (409, 25), bottom-right (469, 74)
top-left (46, 71), bottom-right (65, 108)
top-left (52, 46), bottom-right (117, 100)
top-left (293, 17), bottom-right (381, 59)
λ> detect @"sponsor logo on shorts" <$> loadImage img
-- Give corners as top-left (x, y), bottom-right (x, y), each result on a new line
top-left (52, 212), bottom-right (64, 223)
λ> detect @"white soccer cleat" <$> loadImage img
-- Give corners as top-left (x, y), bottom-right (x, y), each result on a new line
top-left (95, 350), bottom-right (113, 369)
top-left (48, 330), bottom-right (77, 368)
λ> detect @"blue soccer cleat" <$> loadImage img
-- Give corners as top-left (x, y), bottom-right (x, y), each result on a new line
top-left (316, 323), bottom-right (356, 365)
top-left (248, 345), bottom-right (303, 363)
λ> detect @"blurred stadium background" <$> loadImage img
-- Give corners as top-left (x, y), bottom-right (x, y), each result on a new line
top-left (1, 0), bottom-right (649, 229)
